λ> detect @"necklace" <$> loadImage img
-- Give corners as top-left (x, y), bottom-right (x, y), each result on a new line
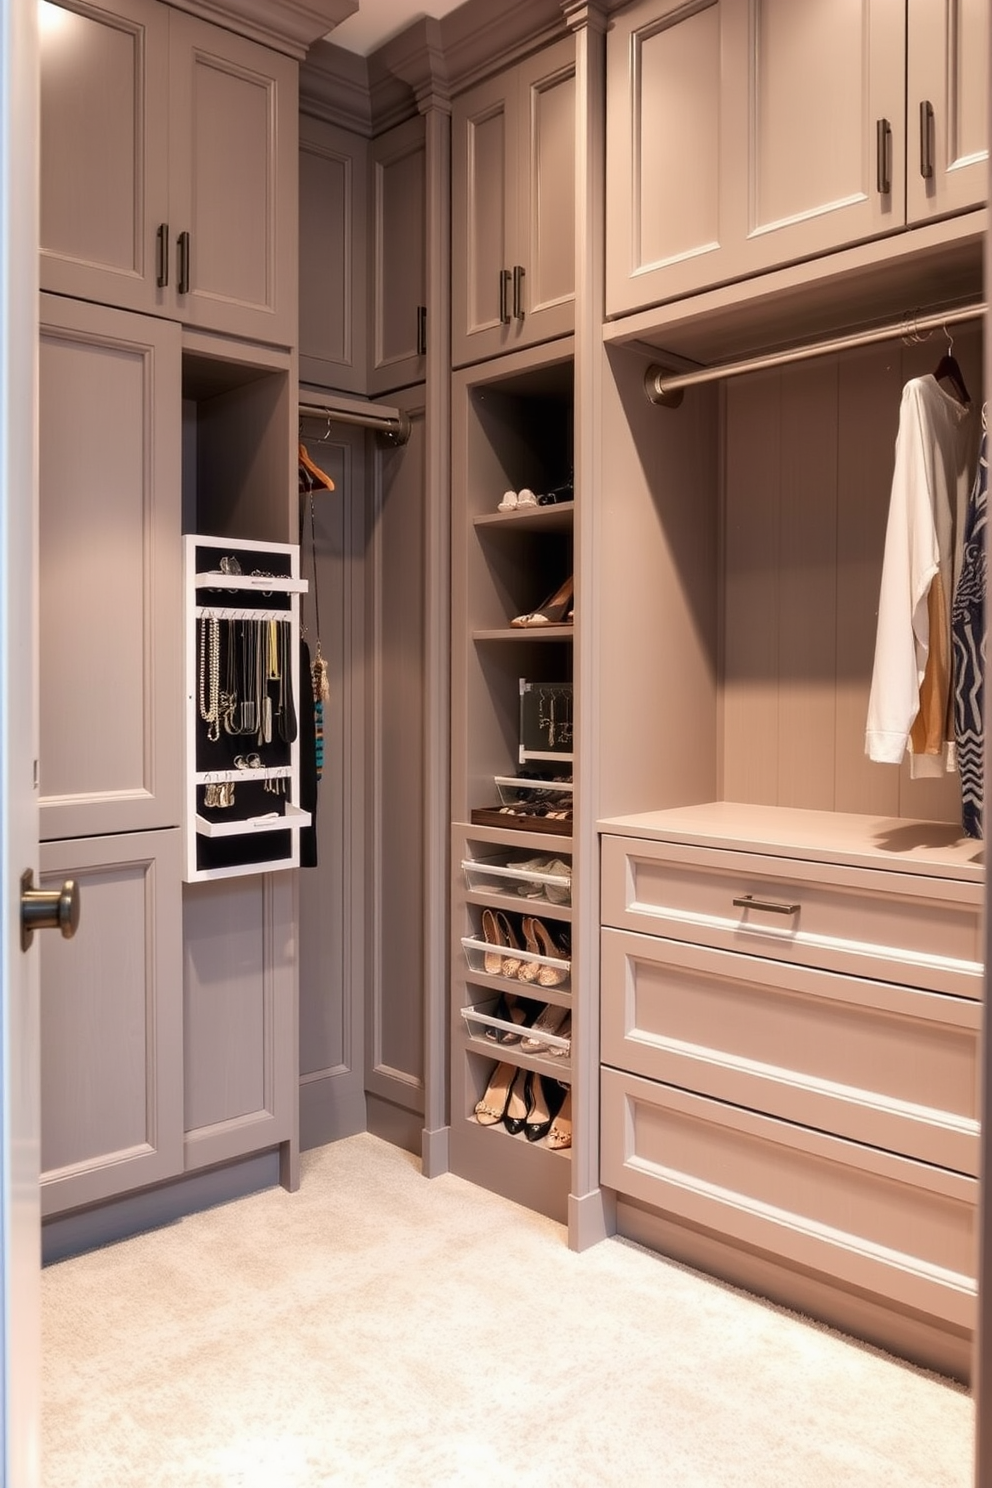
top-left (197, 617), bottom-right (221, 742)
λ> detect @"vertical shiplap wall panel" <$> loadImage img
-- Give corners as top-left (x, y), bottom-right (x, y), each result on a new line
top-left (777, 359), bottom-right (838, 809)
top-left (722, 371), bottom-right (782, 804)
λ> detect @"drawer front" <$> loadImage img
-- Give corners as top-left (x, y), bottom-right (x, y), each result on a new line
top-left (601, 1068), bottom-right (977, 1330)
top-left (602, 929), bottom-right (980, 1174)
top-left (601, 835), bottom-right (983, 997)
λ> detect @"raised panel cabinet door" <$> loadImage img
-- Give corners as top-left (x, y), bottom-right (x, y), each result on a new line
top-left (299, 115), bottom-right (369, 394)
top-left (907, 0), bottom-right (989, 222)
top-left (370, 117), bottom-right (427, 397)
top-left (513, 36), bottom-right (576, 351)
top-left (737, 0), bottom-right (906, 276)
top-left (605, 0), bottom-right (735, 314)
top-left (38, 294), bottom-right (182, 842)
top-left (451, 69), bottom-right (516, 367)
top-left (39, 0), bottom-right (169, 314)
top-left (39, 828), bottom-right (184, 1217)
top-left (168, 12), bottom-right (298, 347)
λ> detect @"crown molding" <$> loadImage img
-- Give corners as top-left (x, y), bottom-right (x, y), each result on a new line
top-left (439, 0), bottom-right (567, 94)
top-left (168, 0), bottom-right (358, 59)
top-left (369, 16), bottom-right (450, 133)
top-left (300, 39), bottom-right (372, 133)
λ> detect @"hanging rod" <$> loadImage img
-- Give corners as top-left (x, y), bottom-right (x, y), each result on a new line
top-left (644, 300), bottom-right (988, 407)
top-left (298, 400), bottom-right (411, 446)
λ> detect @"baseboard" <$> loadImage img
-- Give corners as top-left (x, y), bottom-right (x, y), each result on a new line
top-left (616, 1196), bottom-right (973, 1384)
top-left (421, 1123), bottom-right (450, 1177)
top-left (42, 1150), bottom-right (282, 1265)
top-left (568, 1185), bottom-right (617, 1252)
top-left (366, 1093), bottom-right (423, 1157)
top-left (299, 1074), bottom-right (367, 1151)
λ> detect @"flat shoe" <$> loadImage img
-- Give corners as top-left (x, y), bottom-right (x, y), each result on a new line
top-left (516, 487), bottom-right (538, 508)
top-left (498, 490), bottom-right (517, 511)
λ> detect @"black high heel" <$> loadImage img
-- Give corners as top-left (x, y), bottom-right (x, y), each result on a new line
top-left (503, 1068), bottom-right (533, 1135)
top-left (525, 1075), bottom-right (567, 1142)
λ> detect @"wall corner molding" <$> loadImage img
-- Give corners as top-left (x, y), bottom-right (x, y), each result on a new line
top-left (168, 0), bottom-right (358, 59)
top-left (300, 38), bottom-right (373, 133)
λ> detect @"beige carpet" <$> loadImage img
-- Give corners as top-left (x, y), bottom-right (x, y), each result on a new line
top-left (43, 1134), bottom-right (973, 1487)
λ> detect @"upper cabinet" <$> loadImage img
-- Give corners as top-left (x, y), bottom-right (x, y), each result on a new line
top-left (452, 36), bottom-right (576, 367)
top-left (370, 116), bottom-right (427, 397)
top-left (40, 0), bottom-right (297, 347)
top-left (298, 115), bottom-right (370, 394)
top-left (907, 0), bottom-right (989, 222)
top-left (606, 0), bottom-right (988, 318)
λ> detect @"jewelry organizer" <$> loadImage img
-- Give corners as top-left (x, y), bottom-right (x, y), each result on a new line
top-left (185, 534), bottom-right (310, 881)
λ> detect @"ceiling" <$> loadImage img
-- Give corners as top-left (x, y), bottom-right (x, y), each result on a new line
top-left (329, 0), bottom-right (466, 55)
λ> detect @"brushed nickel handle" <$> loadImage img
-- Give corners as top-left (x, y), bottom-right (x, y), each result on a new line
top-left (21, 869), bottom-right (80, 952)
top-left (876, 117), bottom-right (891, 195)
top-left (416, 304), bottom-right (427, 355)
top-left (498, 267), bottom-right (511, 325)
top-left (177, 230), bottom-right (191, 295)
top-left (156, 223), bottom-right (169, 288)
top-left (512, 263), bottom-right (524, 320)
top-left (733, 894), bottom-right (800, 917)
top-left (919, 99), bottom-right (935, 180)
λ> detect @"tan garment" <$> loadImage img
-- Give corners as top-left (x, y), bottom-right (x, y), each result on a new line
top-left (909, 572), bottom-right (951, 758)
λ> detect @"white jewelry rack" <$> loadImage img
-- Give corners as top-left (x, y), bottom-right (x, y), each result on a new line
top-left (184, 534), bottom-right (311, 881)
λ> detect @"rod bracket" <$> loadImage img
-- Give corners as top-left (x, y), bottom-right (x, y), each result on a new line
top-left (377, 411), bottom-right (412, 448)
top-left (644, 364), bottom-right (684, 408)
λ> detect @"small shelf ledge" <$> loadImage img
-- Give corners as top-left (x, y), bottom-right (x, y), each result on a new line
top-left (473, 505), bottom-right (574, 534)
top-left (473, 626), bottom-right (574, 642)
top-left (195, 572), bottom-right (308, 594)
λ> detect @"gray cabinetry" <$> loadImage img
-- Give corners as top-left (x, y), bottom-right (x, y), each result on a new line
top-left (40, 0), bottom-right (297, 346)
top-left (39, 293), bottom-right (182, 843)
top-left (298, 115), bottom-right (369, 393)
top-left (606, 0), bottom-right (986, 317)
top-left (370, 117), bottom-right (427, 396)
top-left (39, 828), bottom-right (183, 1218)
top-left (452, 36), bottom-right (575, 367)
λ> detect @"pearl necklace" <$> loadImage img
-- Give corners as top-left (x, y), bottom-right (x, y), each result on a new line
top-left (198, 617), bottom-right (221, 742)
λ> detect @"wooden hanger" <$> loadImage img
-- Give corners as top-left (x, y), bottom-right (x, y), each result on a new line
top-left (933, 327), bottom-right (970, 405)
top-left (299, 442), bottom-right (335, 493)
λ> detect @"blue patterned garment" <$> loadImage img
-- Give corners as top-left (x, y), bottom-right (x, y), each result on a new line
top-left (952, 419), bottom-right (987, 838)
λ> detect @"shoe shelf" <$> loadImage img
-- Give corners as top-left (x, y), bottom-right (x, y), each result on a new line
top-left (473, 626), bottom-right (573, 642)
top-left (461, 1003), bottom-right (571, 1069)
top-left (474, 504), bottom-right (574, 535)
top-left (464, 972), bottom-right (571, 1010)
top-left (461, 936), bottom-right (571, 988)
top-left (462, 850), bottom-right (571, 900)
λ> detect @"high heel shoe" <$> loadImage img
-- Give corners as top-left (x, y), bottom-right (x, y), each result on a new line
top-left (480, 908), bottom-right (522, 977)
top-left (510, 575), bottom-right (573, 628)
top-left (474, 1062), bottom-right (517, 1126)
top-left (516, 917), bottom-right (569, 986)
top-left (494, 993), bottom-right (535, 1045)
top-left (546, 1088), bottom-right (572, 1149)
top-left (503, 1068), bottom-right (533, 1135)
top-left (525, 1075), bottom-right (567, 1142)
top-left (519, 1003), bottom-right (571, 1053)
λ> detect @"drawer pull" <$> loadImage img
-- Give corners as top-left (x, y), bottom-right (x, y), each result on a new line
top-left (733, 894), bottom-right (799, 917)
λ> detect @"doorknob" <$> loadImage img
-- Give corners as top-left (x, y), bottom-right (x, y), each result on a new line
top-left (20, 869), bottom-right (80, 952)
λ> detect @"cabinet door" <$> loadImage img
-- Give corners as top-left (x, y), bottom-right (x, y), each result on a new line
top-left (39, 295), bottom-right (182, 843)
top-left (735, 0), bottom-right (906, 277)
top-left (168, 12), bottom-right (298, 346)
top-left (452, 67), bottom-right (516, 366)
top-left (907, 0), bottom-right (989, 222)
top-left (40, 828), bottom-right (183, 1218)
top-left (370, 117), bottom-right (427, 397)
top-left (513, 37), bottom-right (576, 352)
top-left (299, 115), bottom-right (369, 394)
top-left (606, 0), bottom-right (737, 313)
top-left (39, 0), bottom-right (169, 315)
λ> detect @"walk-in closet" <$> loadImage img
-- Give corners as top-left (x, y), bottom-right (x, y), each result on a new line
top-left (15, 0), bottom-right (992, 1480)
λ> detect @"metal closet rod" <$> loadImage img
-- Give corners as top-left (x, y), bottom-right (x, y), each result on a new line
top-left (644, 300), bottom-right (988, 406)
top-left (298, 400), bottom-right (412, 445)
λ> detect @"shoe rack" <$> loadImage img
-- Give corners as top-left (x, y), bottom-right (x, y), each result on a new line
top-left (450, 343), bottom-right (576, 1223)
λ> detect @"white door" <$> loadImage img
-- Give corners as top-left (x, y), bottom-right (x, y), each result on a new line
top-left (1, 0), bottom-right (42, 1483)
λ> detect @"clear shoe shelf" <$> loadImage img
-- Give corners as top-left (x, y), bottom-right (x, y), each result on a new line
top-left (461, 851), bottom-right (571, 905)
top-left (461, 935), bottom-right (571, 989)
top-left (459, 998), bottom-right (572, 1060)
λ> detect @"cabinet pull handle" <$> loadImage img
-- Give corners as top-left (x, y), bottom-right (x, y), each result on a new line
top-left (876, 117), bottom-right (891, 195)
top-left (177, 230), bottom-right (191, 295)
top-left (512, 263), bottom-right (525, 320)
top-left (919, 99), bottom-right (935, 180)
top-left (416, 304), bottom-right (427, 356)
top-left (732, 894), bottom-right (800, 916)
top-left (156, 223), bottom-right (169, 288)
top-left (498, 268), bottom-right (512, 325)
